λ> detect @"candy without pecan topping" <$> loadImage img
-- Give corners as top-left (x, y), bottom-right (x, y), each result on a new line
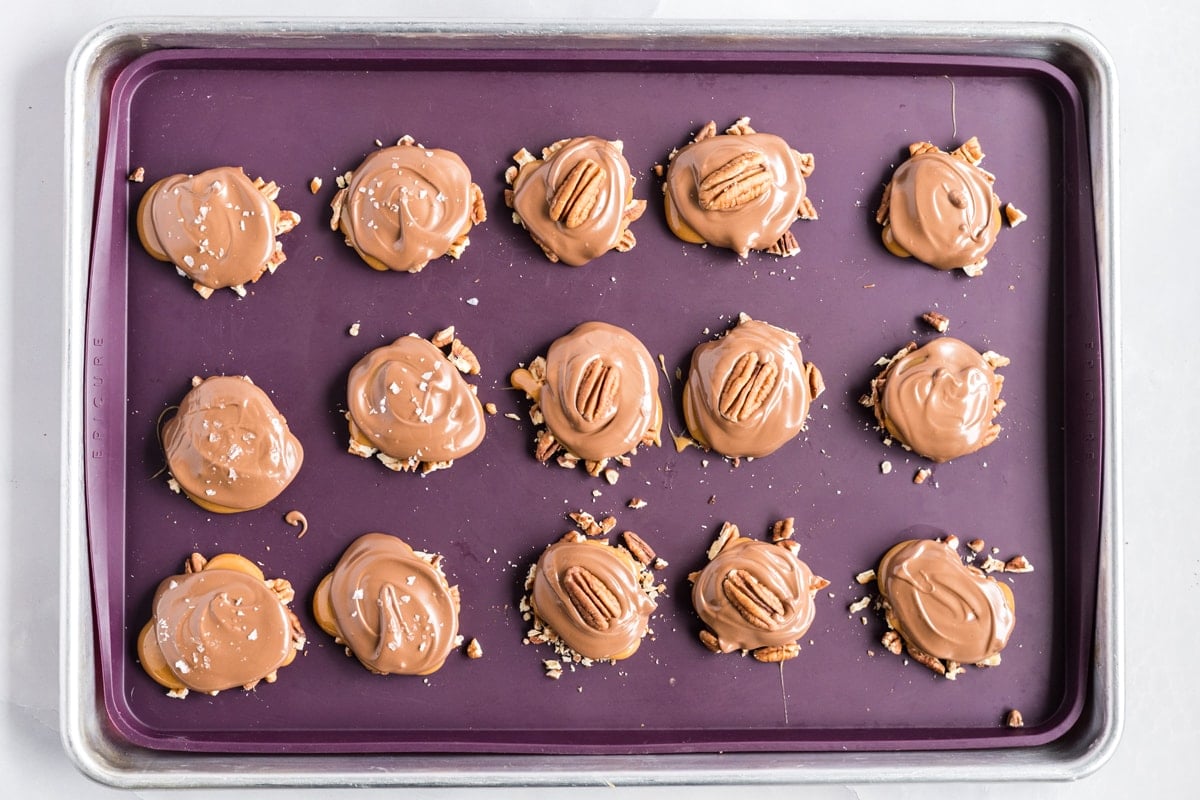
top-left (137, 166), bottom-right (292, 291)
top-left (313, 533), bottom-right (460, 676)
top-left (876, 537), bottom-right (1015, 665)
top-left (161, 375), bottom-right (303, 513)
top-left (333, 142), bottom-right (483, 273)
top-left (346, 335), bottom-right (486, 465)
top-left (874, 336), bottom-right (1004, 463)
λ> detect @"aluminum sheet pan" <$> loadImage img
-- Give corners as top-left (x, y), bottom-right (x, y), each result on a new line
top-left (61, 18), bottom-right (1121, 788)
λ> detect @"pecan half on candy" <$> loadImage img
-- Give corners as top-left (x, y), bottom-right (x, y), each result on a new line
top-left (505, 136), bottom-right (646, 267)
top-left (683, 314), bottom-right (823, 459)
top-left (690, 520), bottom-right (827, 662)
top-left (662, 117), bottom-right (816, 258)
top-left (526, 533), bottom-right (659, 664)
top-left (510, 321), bottom-right (662, 478)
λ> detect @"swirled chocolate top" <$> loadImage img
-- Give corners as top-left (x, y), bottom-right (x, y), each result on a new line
top-left (333, 140), bottom-right (484, 273)
top-left (140, 554), bottom-right (302, 695)
top-left (137, 165), bottom-right (295, 293)
top-left (874, 337), bottom-right (1005, 463)
top-left (346, 335), bottom-right (486, 464)
top-left (313, 533), bottom-right (460, 676)
top-left (162, 375), bottom-right (303, 513)
top-left (877, 139), bottom-right (1003, 271)
top-left (876, 537), bottom-right (1015, 664)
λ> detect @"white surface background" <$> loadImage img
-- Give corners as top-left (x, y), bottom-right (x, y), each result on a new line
top-left (6, 0), bottom-right (1192, 796)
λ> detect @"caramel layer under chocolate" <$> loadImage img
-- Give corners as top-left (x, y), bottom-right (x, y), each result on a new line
top-left (346, 335), bottom-right (486, 469)
top-left (683, 317), bottom-right (823, 458)
top-left (874, 337), bottom-right (1005, 463)
top-left (692, 537), bottom-right (819, 653)
top-left (313, 533), bottom-right (460, 676)
top-left (507, 136), bottom-right (646, 266)
top-left (539, 321), bottom-right (660, 462)
top-left (876, 537), bottom-right (1015, 665)
top-left (877, 139), bottom-right (1002, 271)
top-left (530, 537), bottom-right (655, 662)
top-left (332, 140), bottom-right (485, 273)
top-left (664, 120), bottom-right (814, 258)
top-left (137, 553), bottom-right (304, 696)
top-left (161, 375), bottom-right (303, 513)
top-left (137, 166), bottom-right (295, 294)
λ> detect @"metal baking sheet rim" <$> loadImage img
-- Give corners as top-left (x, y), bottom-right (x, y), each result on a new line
top-left (59, 17), bottom-right (1123, 789)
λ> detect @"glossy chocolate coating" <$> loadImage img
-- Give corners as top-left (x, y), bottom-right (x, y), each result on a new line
top-left (692, 537), bottom-right (819, 653)
top-left (334, 142), bottom-right (481, 273)
top-left (877, 538), bottom-right (1015, 664)
top-left (880, 148), bottom-right (1001, 270)
top-left (683, 318), bottom-right (820, 458)
top-left (161, 375), bottom-right (303, 512)
top-left (664, 130), bottom-right (809, 257)
top-left (875, 337), bottom-right (1003, 463)
top-left (142, 559), bottom-right (297, 694)
top-left (509, 136), bottom-right (645, 266)
top-left (137, 166), bottom-right (283, 290)
top-left (539, 321), bottom-right (659, 462)
top-left (314, 533), bottom-right (460, 676)
top-left (530, 538), bottom-right (655, 661)
top-left (346, 335), bottom-right (486, 464)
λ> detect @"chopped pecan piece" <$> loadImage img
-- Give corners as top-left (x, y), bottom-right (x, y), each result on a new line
top-left (707, 521), bottom-right (740, 559)
top-left (1004, 554), bottom-right (1035, 573)
top-left (922, 310), bottom-right (951, 332)
top-left (621, 531), bottom-right (657, 566)
top-left (770, 516), bottom-right (795, 542)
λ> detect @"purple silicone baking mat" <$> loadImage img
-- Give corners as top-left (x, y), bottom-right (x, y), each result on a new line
top-left (83, 46), bottom-right (1102, 755)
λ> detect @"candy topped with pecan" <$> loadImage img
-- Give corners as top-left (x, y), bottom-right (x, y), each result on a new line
top-left (682, 314), bottom-right (824, 459)
top-left (876, 136), bottom-right (1023, 276)
top-left (136, 165), bottom-right (300, 298)
top-left (313, 533), bottom-right (461, 676)
top-left (524, 528), bottom-right (662, 664)
top-left (137, 552), bottom-right (306, 699)
top-left (504, 136), bottom-right (646, 266)
top-left (346, 329), bottom-right (487, 475)
top-left (661, 117), bottom-right (816, 258)
top-left (510, 321), bottom-right (661, 478)
top-left (690, 519), bottom-right (827, 661)
top-left (864, 336), bottom-right (1008, 463)
top-left (331, 136), bottom-right (486, 273)
top-left (161, 375), bottom-right (303, 513)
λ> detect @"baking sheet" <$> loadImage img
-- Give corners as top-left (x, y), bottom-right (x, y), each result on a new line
top-left (76, 27), bottom-right (1107, 761)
